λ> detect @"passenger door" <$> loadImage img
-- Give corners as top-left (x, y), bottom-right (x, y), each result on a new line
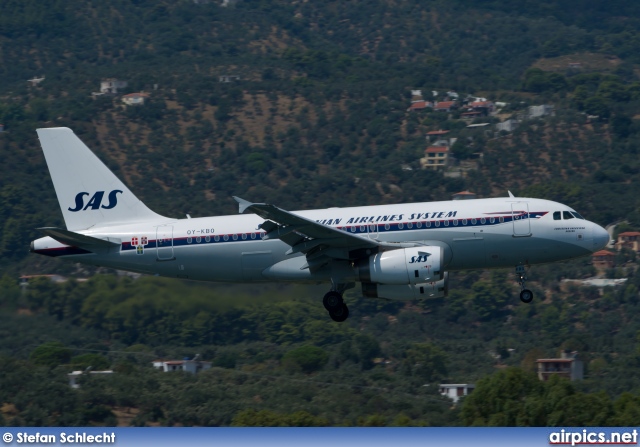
top-left (511, 202), bottom-right (531, 237)
top-left (156, 225), bottom-right (175, 260)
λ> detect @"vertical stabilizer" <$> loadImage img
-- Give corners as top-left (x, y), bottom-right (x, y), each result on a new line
top-left (37, 127), bottom-right (165, 230)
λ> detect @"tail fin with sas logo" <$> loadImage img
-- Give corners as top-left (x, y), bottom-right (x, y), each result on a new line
top-left (36, 127), bottom-right (164, 231)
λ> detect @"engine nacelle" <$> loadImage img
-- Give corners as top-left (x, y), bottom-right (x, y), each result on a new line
top-left (362, 273), bottom-right (449, 300)
top-left (357, 246), bottom-right (443, 285)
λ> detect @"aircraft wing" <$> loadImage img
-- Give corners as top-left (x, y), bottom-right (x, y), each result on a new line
top-left (234, 196), bottom-right (378, 269)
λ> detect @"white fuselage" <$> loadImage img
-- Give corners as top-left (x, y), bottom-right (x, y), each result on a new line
top-left (32, 197), bottom-right (609, 284)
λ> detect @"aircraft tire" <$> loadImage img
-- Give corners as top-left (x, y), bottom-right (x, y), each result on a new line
top-left (520, 289), bottom-right (534, 303)
top-left (323, 291), bottom-right (343, 311)
top-left (329, 303), bottom-right (349, 322)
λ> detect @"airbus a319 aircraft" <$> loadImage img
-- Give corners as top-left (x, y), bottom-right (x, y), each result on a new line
top-left (30, 128), bottom-right (610, 321)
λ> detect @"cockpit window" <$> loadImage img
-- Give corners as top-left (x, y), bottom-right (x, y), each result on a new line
top-left (570, 211), bottom-right (584, 220)
top-left (563, 211), bottom-right (574, 220)
top-left (553, 211), bottom-right (561, 220)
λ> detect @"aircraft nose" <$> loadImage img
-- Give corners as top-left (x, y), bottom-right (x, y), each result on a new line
top-left (593, 224), bottom-right (610, 251)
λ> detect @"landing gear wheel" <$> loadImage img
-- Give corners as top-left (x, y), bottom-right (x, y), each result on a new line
top-left (329, 303), bottom-right (349, 322)
top-left (323, 291), bottom-right (343, 311)
top-left (520, 289), bottom-right (534, 303)
top-left (515, 265), bottom-right (533, 304)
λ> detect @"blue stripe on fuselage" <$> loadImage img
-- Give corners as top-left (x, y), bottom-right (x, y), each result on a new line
top-left (120, 212), bottom-right (548, 251)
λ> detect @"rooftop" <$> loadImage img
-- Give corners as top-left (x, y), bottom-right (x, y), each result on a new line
top-left (592, 250), bottom-right (615, 257)
top-left (562, 278), bottom-right (628, 287)
top-left (408, 101), bottom-right (430, 110)
top-left (439, 383), bottom-right (475, 387)
top-left (425, 146), bottom-right (449, 154)
top-left (537, 359), bottom-right (575, 363)
top-left (434, 101), bottom-right (455, 109)
top-left (68, 370), bottom-right (114, 376)
top-left (426, 130), bottom-right (450, 135)
top-left (468, 101), bottom-right (493, 107)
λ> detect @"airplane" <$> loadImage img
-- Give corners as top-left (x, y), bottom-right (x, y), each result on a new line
top-left (30, 127), bottom-right (611, 322)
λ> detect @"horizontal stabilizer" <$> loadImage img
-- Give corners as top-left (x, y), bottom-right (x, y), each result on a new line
top-left (38, 227), bottom-right (120, 250)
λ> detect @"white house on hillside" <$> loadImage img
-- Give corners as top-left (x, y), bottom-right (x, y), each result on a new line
top-left (152, 356), bottom-right (211, 374)
top-left (122, 93), bottom-right (149, 106)
top-left (439, 384), bottom-right (475, 403)
top-left (101, 79), bottom-right (128, 94)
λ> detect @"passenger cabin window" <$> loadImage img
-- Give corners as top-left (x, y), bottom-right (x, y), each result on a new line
top-left (563, 211), bottom-right (574, 220)
top-left (553, 212), bottom-right (561, 220)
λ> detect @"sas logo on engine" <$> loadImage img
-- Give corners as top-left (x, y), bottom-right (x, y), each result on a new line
top-left (68, 190), bottom-right (123, 212)
top-left (409, 255), bottom-right (430, 264)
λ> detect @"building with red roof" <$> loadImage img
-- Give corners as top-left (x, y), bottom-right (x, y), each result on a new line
top-left (407, 100), bottom-right (432, 111)
top-left (592, 250), bottom-right (615, 270)
top-left (426, 129), bottom-right (449, 142)
top-left (465, 101), bottom-right (494, 116)
top-left (122, 92), bottom-right (149, 106)
top-left (426, 130), bottom-right (449, 136)
top-left (615, 231), bottom-right (640, 252)
top-left (537, 351), bottom-right (583, 381)
top-left (434, 101), bottom-right (456, 112)
top-left (421, 146), bottom-right (450, 170)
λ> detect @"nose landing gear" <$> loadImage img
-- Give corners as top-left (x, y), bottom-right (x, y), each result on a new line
top-left (516, 265), bottom-right (534, 303)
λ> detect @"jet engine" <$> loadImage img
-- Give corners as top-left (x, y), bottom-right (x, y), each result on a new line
top-left (357, 246), bottom-right (444, 285)
top-left (361, 273), bottom-right (449, 300)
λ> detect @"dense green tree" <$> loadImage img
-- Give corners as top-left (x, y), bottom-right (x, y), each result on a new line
top-left (70, 354), bottom-right (111, 371)
top-left (469, 275), bottom-right (510, 321)
top-left (460, 368), bottom-right (544, 426)
top-left (232, 409), bottom-right (329, 427)
top-left (401, 342), bottom-right (447, 384)
top-left (354, 334), bottom-right (381, 370)
top-left (523, 69), bottom-right (568, 94)
top-left (611, 115), bottom-right (633, 139)
top-left (29, 342), bottom-right (71, 368)
top-left (598, 80), bottom-right (630, 103)
top-left (0, 275), bottom-right (21, 308)
top-left (610, 393), bottom-right (640, 426)
top-left (450, 140), bottom-right (476, 160)
top-left (281, 345), bottom-right (328, 373)
top-left (572, 85), bottom-right (590, 109)
top-left (583, 96), bottom-right (610, 119)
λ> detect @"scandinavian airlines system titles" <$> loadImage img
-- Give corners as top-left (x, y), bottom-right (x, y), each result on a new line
top-left (317, 211), bottom-right (460, 226)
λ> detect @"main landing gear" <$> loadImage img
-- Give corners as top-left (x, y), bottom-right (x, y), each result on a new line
top-left (323, 282), bottom-right (354, 322)
top-left (323, 291), bottom-right (349, 322)
top-left (516, 265), bottom-right (534, 303)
